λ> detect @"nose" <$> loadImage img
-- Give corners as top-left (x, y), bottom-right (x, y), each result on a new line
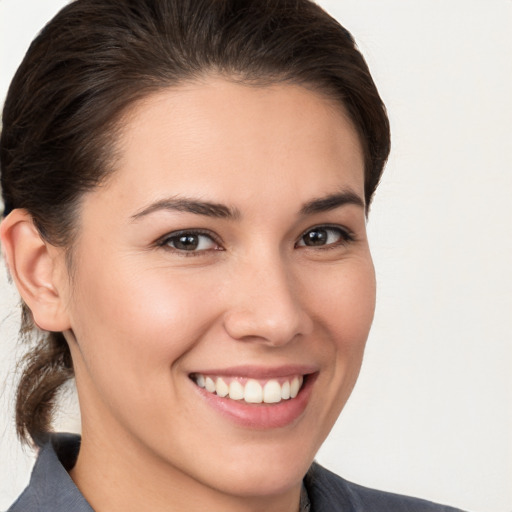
top-left (222, 254), bottom-right (313, 346)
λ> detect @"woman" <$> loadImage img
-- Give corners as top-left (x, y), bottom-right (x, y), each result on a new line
top-left (0, 0), bottom-right (467, 510)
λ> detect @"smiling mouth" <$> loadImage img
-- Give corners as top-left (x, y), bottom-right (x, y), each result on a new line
top-left (190, 373), bottom-right (305, 404)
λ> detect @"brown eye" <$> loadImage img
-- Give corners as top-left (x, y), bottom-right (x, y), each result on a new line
top-left (302, 228), bottom-right (329, 246)
top-left (162, 231), bottom-right (218, 252)
top-left (297, 226), bottom-right (353, 248)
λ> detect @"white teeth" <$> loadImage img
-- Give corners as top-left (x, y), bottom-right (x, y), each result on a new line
top-left (244, 379), bottom-right (263, 403)
top-left (229, 380), bottom-right (244, 400)
top-left (263, 380), bottom-right (282, 403)
top-left (196, 374), bottom-right (205, 388)
top-left (290, 376), bottom-right (302, 398)
top-left (205, 376), bottom-right (216, 393)
top-left (215, 377), bottom-right (229, 397)
top-left (281, 380), bottom-right (291, 400)
top-left (194, 374), bottom-right (306, 404)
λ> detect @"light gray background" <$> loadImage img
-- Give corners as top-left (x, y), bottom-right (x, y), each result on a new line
top-left (1, 1), bottom-right (511, 511)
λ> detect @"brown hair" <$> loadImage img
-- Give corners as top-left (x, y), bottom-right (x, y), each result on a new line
top-left (1, 0), bottom-right (390, 447)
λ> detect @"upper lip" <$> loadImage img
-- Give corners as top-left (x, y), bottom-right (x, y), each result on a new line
top-left (189, 364), bottom-right (318, 380)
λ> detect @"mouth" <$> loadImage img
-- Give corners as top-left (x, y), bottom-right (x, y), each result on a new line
top-left (190, 373), bottom-right (305, 405)
top-left (188, 366), bottom-right (317, 428)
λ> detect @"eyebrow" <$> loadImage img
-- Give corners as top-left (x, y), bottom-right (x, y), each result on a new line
top-left (131, 189), bottom-right (364, 222)
top-left (131, 197), bottom-right (241, 221)
top-left (299, 190), bottom-right (365, 215)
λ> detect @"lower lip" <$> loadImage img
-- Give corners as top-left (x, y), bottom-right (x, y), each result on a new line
top-left (194, 374), bottom-right (317, 429)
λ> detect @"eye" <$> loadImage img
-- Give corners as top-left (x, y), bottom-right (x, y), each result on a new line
top-left (296, 225), bottom-right (354, 248)
top-left (159, 230), bottom-right (220, 253)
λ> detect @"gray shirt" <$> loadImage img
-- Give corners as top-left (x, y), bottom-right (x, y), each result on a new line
top-left (7, 434), bottom-right (466, 511)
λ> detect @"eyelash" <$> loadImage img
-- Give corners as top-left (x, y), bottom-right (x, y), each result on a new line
top-left (295, 224), bottom-right (355, 249)
top-left (156, 224), bottom-right (355, 256)
top-left (156, 229), bottom-right (222, 256)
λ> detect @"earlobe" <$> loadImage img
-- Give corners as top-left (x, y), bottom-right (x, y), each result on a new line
top-left (0, 209), bottom-right (71, 332)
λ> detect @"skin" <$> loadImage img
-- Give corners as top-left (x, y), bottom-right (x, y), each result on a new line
top-left (2, 78), bottom-right (376, 512)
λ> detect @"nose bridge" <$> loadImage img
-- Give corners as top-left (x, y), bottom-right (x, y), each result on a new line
top-left (223, 247), bottom-right (312, 345)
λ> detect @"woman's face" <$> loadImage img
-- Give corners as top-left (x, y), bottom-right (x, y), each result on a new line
top-left (59, 78), bottom-right (375, 503)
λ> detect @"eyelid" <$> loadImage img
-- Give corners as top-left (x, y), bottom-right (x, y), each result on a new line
top-left (295, 224), bottom-right (355, 248)
top-left (155, 228), bottom-right (223, 252)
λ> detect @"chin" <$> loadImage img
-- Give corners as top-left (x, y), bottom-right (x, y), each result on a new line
top-left (214, 461), bottom-right (307, 499)
top-left (203, 439), bottom-right (315, 498)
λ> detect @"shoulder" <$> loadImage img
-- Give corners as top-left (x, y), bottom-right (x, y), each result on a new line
top-left (304, 462), bottom-right (467, 512)
top-left (7, 434), bottom-right (92, 512)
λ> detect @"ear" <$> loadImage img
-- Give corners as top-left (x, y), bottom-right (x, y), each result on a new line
top-left (0, 209), bottom-right (71, 332)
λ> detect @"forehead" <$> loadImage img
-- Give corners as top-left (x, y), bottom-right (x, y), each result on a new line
top-left (88, 78), bottom-right (365, 217)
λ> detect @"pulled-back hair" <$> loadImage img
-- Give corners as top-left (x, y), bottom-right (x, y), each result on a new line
top-left (1, 0), bottom-right (390, 447)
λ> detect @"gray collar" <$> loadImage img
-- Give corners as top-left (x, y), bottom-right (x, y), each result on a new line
top-left (300, 482), bottom-right (312, 511)
top-left (7, 434), bottom-right (93, 512)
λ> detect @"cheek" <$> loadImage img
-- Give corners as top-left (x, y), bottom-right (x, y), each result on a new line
top-left (282, 256), bottom-right (376, 448)
top-left (68, 262), bottom-right (219, 389)
top-left (308, 256), bottom-right (376, 347)
top-left (306, 256), bottom-right (375, 403)
top-left (67, 264), bottom-right (226, 445)
top-left (334, 262), bottom-right (376, 384)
